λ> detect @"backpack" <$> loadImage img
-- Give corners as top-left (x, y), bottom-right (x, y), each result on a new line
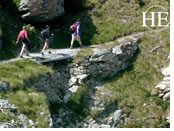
top-left (70, 23), bottom-right (78, 33)
top-left (20, 33), bottom-right (26, 42)
top-left (40, 29), bottom-right (49, 39)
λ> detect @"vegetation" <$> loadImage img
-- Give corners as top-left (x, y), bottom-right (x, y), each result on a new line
top-left (102, 29), bottom-right (170, 127)
top-left (67, 84), bottom-right (90, 117)
top-left (73, 48), bottom-right (94, 63)
top-left (0, 59), bottom-right (52, 127)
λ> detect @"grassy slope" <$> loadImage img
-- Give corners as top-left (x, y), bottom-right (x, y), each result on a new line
top-left (0, 59), bottom-right (52, 127)
top-left (102, 29), bottom-right (170, 127)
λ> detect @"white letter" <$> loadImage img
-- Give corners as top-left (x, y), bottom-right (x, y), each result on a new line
top-left (142, 12), bottom-right (156, 27)
top-left (158, 12), bottom-right (169, 27)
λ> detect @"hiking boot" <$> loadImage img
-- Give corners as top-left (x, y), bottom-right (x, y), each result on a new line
top-left (48, 51), bottom-right (52, 54)
top-left (26, 53), bottom-right (30, 56)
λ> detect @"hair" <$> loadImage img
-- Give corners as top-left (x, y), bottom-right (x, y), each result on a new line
top-left (46, 25), bottom-right (50, 28)
top-left (76, 19), bottom-right (80, 22)
top-left (23, 26), bottom-right (26, 29)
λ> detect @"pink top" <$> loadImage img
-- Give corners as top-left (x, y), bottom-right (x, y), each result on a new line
top-left (17, 29), bottom-right (28, 41)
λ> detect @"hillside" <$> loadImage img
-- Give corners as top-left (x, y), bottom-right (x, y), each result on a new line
top-left (0, 0), bottom-right (170, 128)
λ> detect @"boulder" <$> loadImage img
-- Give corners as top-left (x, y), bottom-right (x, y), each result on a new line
top-left (19, 0), bottom-right (64, 22)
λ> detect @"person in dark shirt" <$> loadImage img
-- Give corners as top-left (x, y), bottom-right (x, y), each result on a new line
top-left (40, 25), bottom-right (52, 55)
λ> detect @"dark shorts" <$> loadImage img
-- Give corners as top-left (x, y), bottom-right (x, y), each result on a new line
top-left (21, 39), bottom-right (31, 51)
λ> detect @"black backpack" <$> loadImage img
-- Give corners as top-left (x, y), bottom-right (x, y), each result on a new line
top-left (40, 29), bottom-right (49, 39)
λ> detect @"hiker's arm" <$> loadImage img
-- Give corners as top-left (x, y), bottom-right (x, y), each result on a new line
top-left (16, 31), bottom-right (21, 44)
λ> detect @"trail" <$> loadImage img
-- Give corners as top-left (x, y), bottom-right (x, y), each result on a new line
top-left (0, 27), bottom-right (169, 64)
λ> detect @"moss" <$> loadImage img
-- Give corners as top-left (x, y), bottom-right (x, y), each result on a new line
top-left (73, 48), bottom-right (94, 63)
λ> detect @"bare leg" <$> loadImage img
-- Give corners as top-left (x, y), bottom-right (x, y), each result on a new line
top-left (77, 36), bottom-right (82, 47)
top-left (70, 34), bottom-right (75, 49)
top-left (41, 39), bottom-right (48, 53)
top-left (19, 43), bottom-right (25, 57)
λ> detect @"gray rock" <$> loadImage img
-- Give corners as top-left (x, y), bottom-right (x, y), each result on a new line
top-left (100, 124), bottom-right (111, 128)
top-left (163, 92), bottom-right (170, 101)
top-left (69, 76), bottom-right (77, 87)
top-left (19, 0), bottom-right (64, 22)
top-left (69, 86), bottom-right (79, 93)
top-left (63, 94), bottom-right (71, 104)
top-left (0, 82), bottom-right (9, 92)
top-left (112, 45), bottom-right (123, 54)
top-left (92, 48), bottom-right (110, 58)
top-left (56, 118), bottom-right (63, 124)
top-left (112, 110), bottom-right (122, 121)
top-left (161, 66), bottom-right (170, 77)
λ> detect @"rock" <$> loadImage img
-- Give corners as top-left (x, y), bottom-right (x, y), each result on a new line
top-left (161, 66), bottom-right (170, 77)
top-left (18, 114), bottom-right (28, 128)
top-left (155, 83), bottom-right (169, 90)
top-left (19, 0), bottom-right (64, 22)
top-left (100, 124), bottom-right (111, 128)
top-left (69, 86), bottom-right (79, 93)
top-left (0, 81), bottom-right (9, 92)
top-left (112, 110), bottom-right (122, 121)
top-left (56, 118), bottom-right (63, 124)
top-left (69, 76), bottom-right (77, 87)
top-left (112, 45), bottom-right (123, 54)
top-left (163, 92), bottom-right (170, 101)
top-left (63, 94), bottom-right (71, 104)
top-left (77, 74), bottom-right (88, 81)
top-left (92, 48), bottom-right (110, 58)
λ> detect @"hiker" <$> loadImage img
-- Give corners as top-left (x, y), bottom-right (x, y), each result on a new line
top-left (70, 19), bottom-right (83, 49)
top-left (40, 25), bottom-right (53, 55)
top-left (16, 26), bottom-right (31, 58)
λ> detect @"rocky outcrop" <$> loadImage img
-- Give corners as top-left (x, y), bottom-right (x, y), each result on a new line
top-left (155, 65), bottom-right (170, 101)
top-left (19, 0), bottom-right (64, 22)
top-left (69, 38), bottom-right (140, 89)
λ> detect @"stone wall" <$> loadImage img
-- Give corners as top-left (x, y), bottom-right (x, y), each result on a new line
top-left (68, 38), bottom-right (140, 89)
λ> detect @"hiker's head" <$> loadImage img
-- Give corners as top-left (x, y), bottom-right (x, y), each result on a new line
top-left (46, 25), bottom-right (50, 29)
top-left (23, 26), bottom-right (26, 30)
top-left (76, 19), bottom-right (80, 23)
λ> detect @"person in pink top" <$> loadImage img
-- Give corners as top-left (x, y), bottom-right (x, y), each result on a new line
top-left (16, 26), bottom-right (30, 58)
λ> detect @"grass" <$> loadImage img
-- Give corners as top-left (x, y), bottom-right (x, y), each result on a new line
top-left (0, 59), bottom-right (52, 127)
top-left (67, 84), bottom-right (90, 117)
top-left (73, 48), bottom-right (94, 63)
top-left (100, 28), bottom-right (170, 127)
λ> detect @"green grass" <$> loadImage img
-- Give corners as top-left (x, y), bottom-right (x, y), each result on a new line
top-left (100, 29), bottom-right (170, 128)
top-left (67, 84), bottom-right (90, 117)
top-left (73, 48), bottom-right (94, 63)
top-left (0, 59), bottom-right (52, 127)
